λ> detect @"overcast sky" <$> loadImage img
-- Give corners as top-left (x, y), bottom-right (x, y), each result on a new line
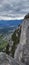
top-left (0, 0), bottom-right (29, 17)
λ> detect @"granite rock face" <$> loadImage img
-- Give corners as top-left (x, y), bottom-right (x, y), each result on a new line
top-left (0, 52), bottom-right (19, 65)
top-left (14, 13), bottom-right (29, 65)
top-left (0, 14), bottom-right (29, 65)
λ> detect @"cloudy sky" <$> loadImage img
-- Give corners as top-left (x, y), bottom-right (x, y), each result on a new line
top-left (0, 0), bottom-right (29, 18)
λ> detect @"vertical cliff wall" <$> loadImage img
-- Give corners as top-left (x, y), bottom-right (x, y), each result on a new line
top-left (14, 14), bottom-right (29, 64)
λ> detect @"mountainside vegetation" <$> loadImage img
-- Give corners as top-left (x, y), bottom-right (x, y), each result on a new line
top-left (11, 25), bottom-right (21, 57)
top-left (0, 24), bottom-right (21, 57)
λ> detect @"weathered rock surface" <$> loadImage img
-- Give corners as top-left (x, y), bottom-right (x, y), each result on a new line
top-left (14, 13), bottom-right (29, 65)
top-left (0, 52), bottom-right (19, 65)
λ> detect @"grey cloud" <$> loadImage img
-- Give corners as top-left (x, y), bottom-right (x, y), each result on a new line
top-left (0, 0), bottom-right (29, 17)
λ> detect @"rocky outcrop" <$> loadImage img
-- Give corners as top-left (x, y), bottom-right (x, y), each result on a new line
top-left (0, 52), bottom-right (19, 65)
top-left (14, 13), bottom-right (29, 65)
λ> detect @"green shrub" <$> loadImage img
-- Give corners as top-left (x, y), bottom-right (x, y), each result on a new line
top-left (11, 26), bottom-right (21, 57)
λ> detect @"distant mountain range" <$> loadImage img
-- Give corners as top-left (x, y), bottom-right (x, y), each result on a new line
top-left (0, 20), bottom-right (23, 34)
top-left (0, 20), bottom-right (23, 27)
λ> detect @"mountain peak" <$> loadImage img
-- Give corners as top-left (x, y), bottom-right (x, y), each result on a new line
top-left (24, 13), bottom-right (29, 19)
